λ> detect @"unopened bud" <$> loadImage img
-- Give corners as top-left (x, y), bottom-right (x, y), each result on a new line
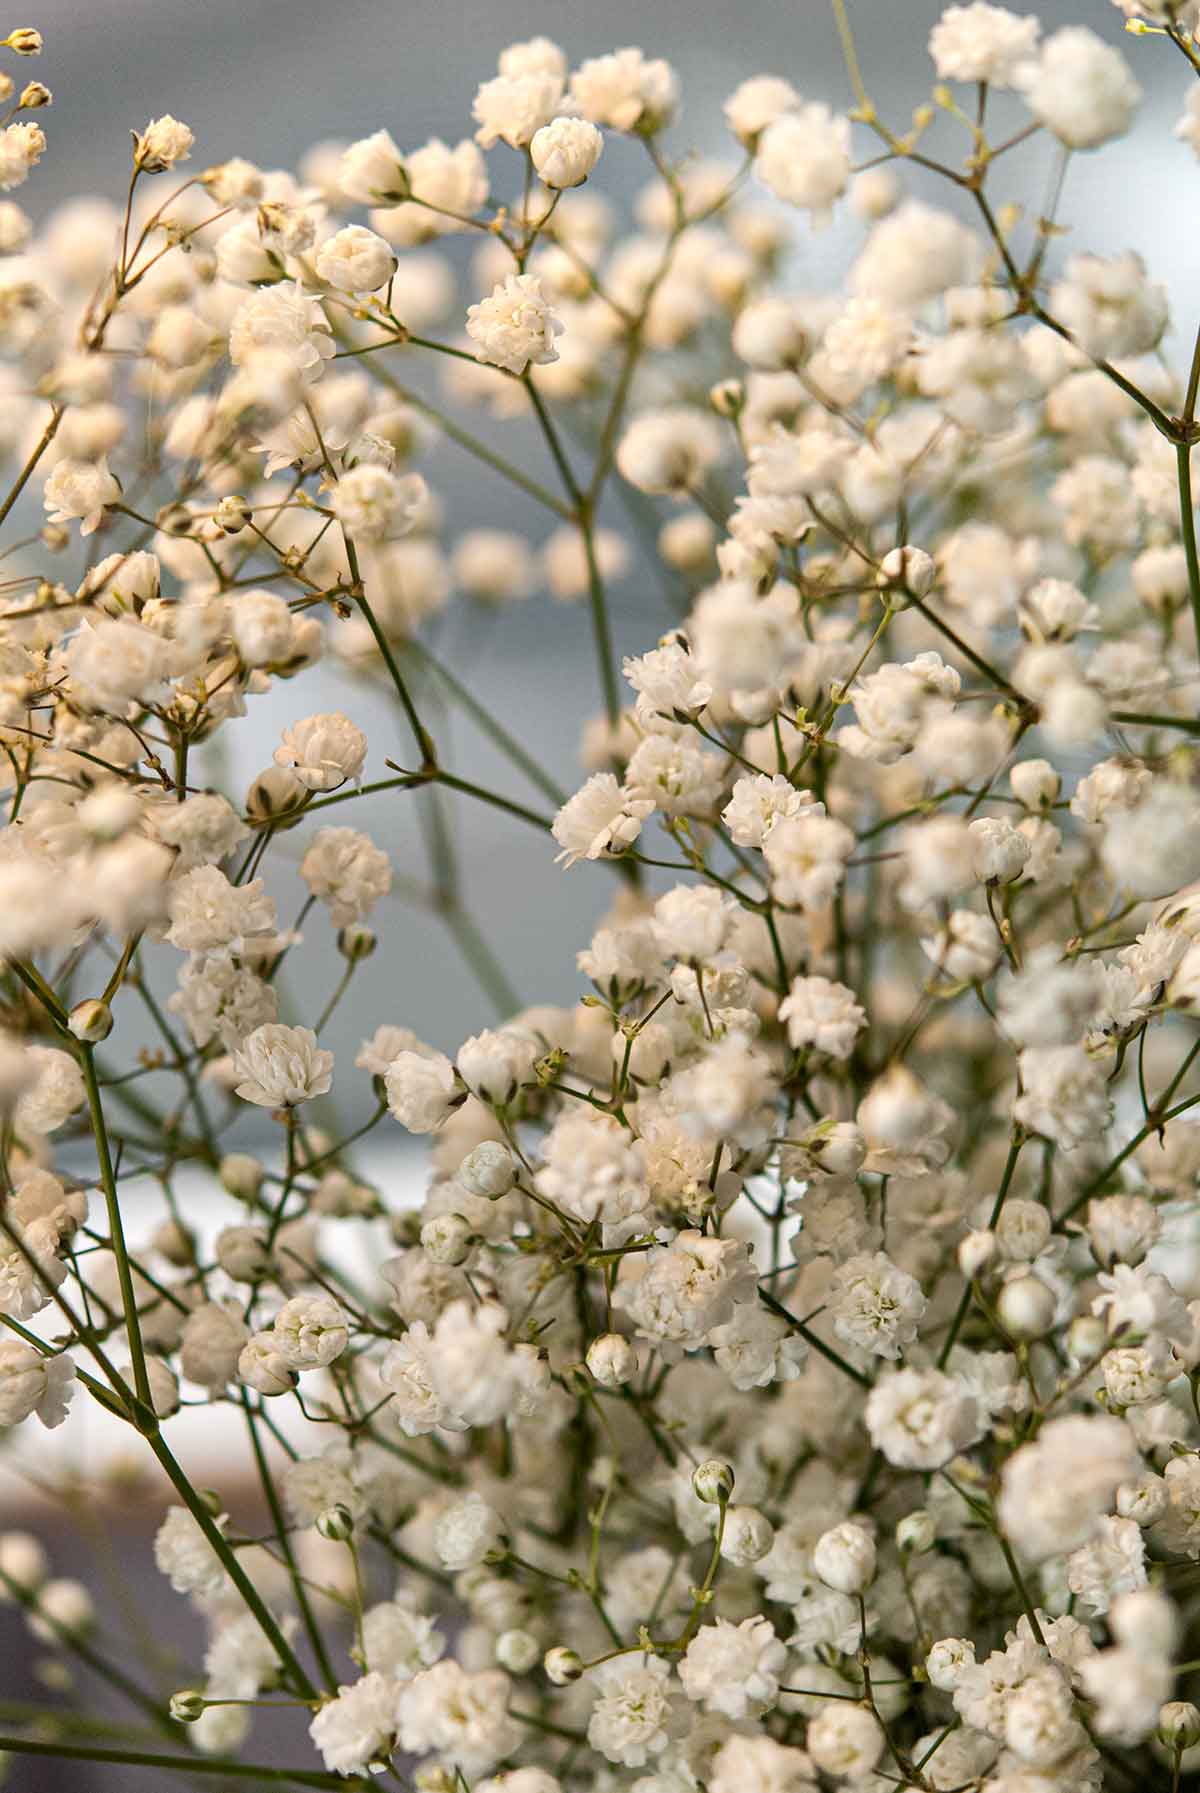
top-left (1159, 1702), bottom-right (1200, 1751)
top-left (169, 1689), bottom-right (207, 1723)
top-left (5, 28), bottom-right (42, 54)
top-left (996, 1274), bottom-right (1056, 1340)
top-left (421, 1213), bottom-right (473, 1266)
top-left (338, 924), bottom-right (377, 962)
top-left (213, 495), bottom-right (252, 534)
top-left (68, 998), bottom-right (113, 1043)
top-left (692, 1458), bottom-right (735, 1505)
top-left (18, 81), bottom-right (49, 108)
top-left (958, 1229), bottom-right (995, 1279)
top-left (458, 1141), bottom-right (516, 1199)
top-left (586, 1332), bottom-right (638, 1389)
top-left (219, 1153), bottom-right (264, 1200)
top-left (896, 1510), bottom-right (936, 1555)
top-left (544, 1645), bottom-right (584, 1685)
top-left (245, 766), bottom-right (308, 823)
top-left (709, 378), bottom-right (744, 418)
top-left (877, 544), bottom-right (935, 602)
top-left (1068, 1314), bottom-right (1106, 1361)
top-left (495, 1628), bottom-right (540, 1673)
top-left (316, 1503), bottom-right (355, 1543)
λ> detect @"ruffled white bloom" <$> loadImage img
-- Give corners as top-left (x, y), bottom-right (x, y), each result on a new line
top-left (274, 712), bottom-right (367, 792)
top-left (466, 273), bottom-right (561, 375)
top-left (230, 1024), bottom-right (334, 1108)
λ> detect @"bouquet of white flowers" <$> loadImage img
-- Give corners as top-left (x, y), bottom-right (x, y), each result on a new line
top-left (6, 4), bottom-right (1200, 1787)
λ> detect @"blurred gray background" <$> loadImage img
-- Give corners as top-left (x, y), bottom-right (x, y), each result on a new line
top-left (13, 0), bottom-right (1200, 1093)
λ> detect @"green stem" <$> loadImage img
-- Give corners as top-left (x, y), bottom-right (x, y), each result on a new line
top-left (79, 1043), bottom-right (154, 1413)
top-left (0, 1735), bottom-right (360, 1788)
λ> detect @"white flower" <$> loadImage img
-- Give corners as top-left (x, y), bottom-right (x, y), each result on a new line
top-left (165, 867), bottom-right (276, 955)
top-left (134, 114), bottom-right (193, 169)
top-left (552, 773), bottom-right (653, 866)
top-left (315, 223), bottom-right (395, 293)
top-left (866, 1366), bottom-right (982, 1468)
top-left (0, 1341), bottom-right (75, 1428)
top-left (339, 129), bottom-right (407, 203)
top-left (385, 1051), bottom-right (458, 1132)
top-left (43, 458), bottom-right (120, 535)
top-left (1015, 27), bottom-right (1141, 150)
top-left (724, 75), bottom-right (800, 146)
top-left (997, 1414), bottom-right (1140, 1560)
top-left (806, 1703), bottom-right (885, 1778)
top-left (361, 1601), bottom-right (444, 1681)
top-left (679, 1615), bottom-right (787, 1718)
top-left (762, 813), bottom-right (855, 908)
top-left (778, 975), bottom-right (865, 1059)
top-left (275, 712), bottom-right (367, 791)
top-left (813, 1521), bottom-right (877, 1594)
top-left (755, 105), bottom-right (851, 225)
top-left (466, 273), bottom-right (562, 375)
top-left (310, 1673), bottom-right (397, 1777)
top-left (395, 1660), bottom-right (519, 1774)
top-left (153, 1505), bottom-right (228, 1597)
top-left (228, 281), bottom-right (335, 384)
top-left (434, 1493), bottom-right (504, 1569)
top-left (928, 4), bottom-right (1040, 85)
top-left (0, 121), bottom-right (44, 189)
top-left (830, 1251), bottom-right (927, 1360)
top-left (230, 1024), bottom-right (334, 1108)
top-left (531, 117), bottom-right (603, 188)
top-left (332, 464), bottom-right (427, 542)
top-left (272, 1293), bottom-right (348, 1369)
top-left (301, 827), bottom-right (392, 925)
top-left (570, 49), bottom-right (678, 133)
top-left (587, 1654), bottom-right (679, 1766)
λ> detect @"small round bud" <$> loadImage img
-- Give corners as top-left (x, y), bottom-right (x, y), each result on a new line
top-left (18, 82), bottom-right (49, 108)
top-left (170, 1689), bottom-right (207, 1723)
top-left (213, 495), bottom-right (252, 534)
top-left (692, 1458), bottom-right (735, 1505)
top-left (0, 1531), bottom-right (48, 1596)
top-left (316, 1504), bottom-right (355, 1543)
top-left (1068, 1314), bottom-right (1107, 1361)
top-left (1159, 1702), bottom-right (1200, 1752)
top-left (813, 1520), bottom-right (876, 1594)
top-left (720, 1504), bottom-right (775, 1566)
top-left (5, 29), bottom-right (43, 54)
top-left (877, 543), bottom-right (935, 602)
top-left (151, 1217), bottom-right (195, 1268)
top-left (67, 998), bottom-right (113, 1043)
top-left (495, 1628), bottom-right (540, 1673)
top-left (421, 1213), bottom-right (473, 1266)
top-left (457, 1140), bottom-right (517, 1199)
top-left (245, 766), bottom-right (308, 824)
top-left (957, 1229), bottom-right (995, 1278)
top-left (709, 378), bottom-right (744, 418)
top-left (338, 924), bottom-right (377, 962)
top-left (544, 1645), bottom-right (584, 1685)
top-left (996, 1274), bottom-right (1056, 1339)
top-left (896, 1510), bottom-right (936, 1555)
top-left (219, 1153), bottom-right (265, 1200)
top-left (586, 1332), bottom-right (638, 1389)
top-left (1010, 758), bottom-right (1060, 810)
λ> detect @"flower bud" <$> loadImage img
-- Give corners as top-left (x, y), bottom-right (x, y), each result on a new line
top-left (245, 766), bottom-right (308, 824)
top-left (458, 1140), bottom-right (516, 1199)
top-left (219, 1153), bottom-right (264, 1200)
top-left (709, 378), bottom-right (744, 418)
top-left (1159, 1702), bottom-right (1200, 1752)
top-left (1068, 1314), bottom-right (1106, 1361)
top-left (544, 1645), bottom-right (584, 1685)
top-left (720, 1504), bottom-right (774, 1565)
top-left (214, 495), bottom-right (252, 534)
top-left (1010, 758), bottom-right (1060, 810)
top-left (421, 1213), bottom-right (473, 1266)
top-left (316, 1504), bottom-right (355, 1543)
top-left (877, 543), bottom-right (935, 601)
top-left (338, 924), bottom-right (377, 962)
top-left (170, 1689), bottom-right (207, 1723)
top-left (67, 998), bottom-right (113, 1043)
top-left (586, 1332), bottom-right (638, 1388)
top-left (18, 82), bottom-right (49, 108)
top-left (495, 1628), bottom-right (540, 1673)
top-left (996, 1274), bottom-right (1056, 1339)
top-left (5, 29), bottom-right (42, 54)
top-left (692, 1458), bottom-right (735, 1504)
top-left (958, 1229), bottom-right (995, 1278)
top-left (813, 1520), bottom-right (876, 1593)
top-left (896, 1510), bottom-right (936, 1555)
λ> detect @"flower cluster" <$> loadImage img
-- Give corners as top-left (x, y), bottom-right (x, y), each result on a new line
top-left (6, 7), bottom-right (1200, 1790)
